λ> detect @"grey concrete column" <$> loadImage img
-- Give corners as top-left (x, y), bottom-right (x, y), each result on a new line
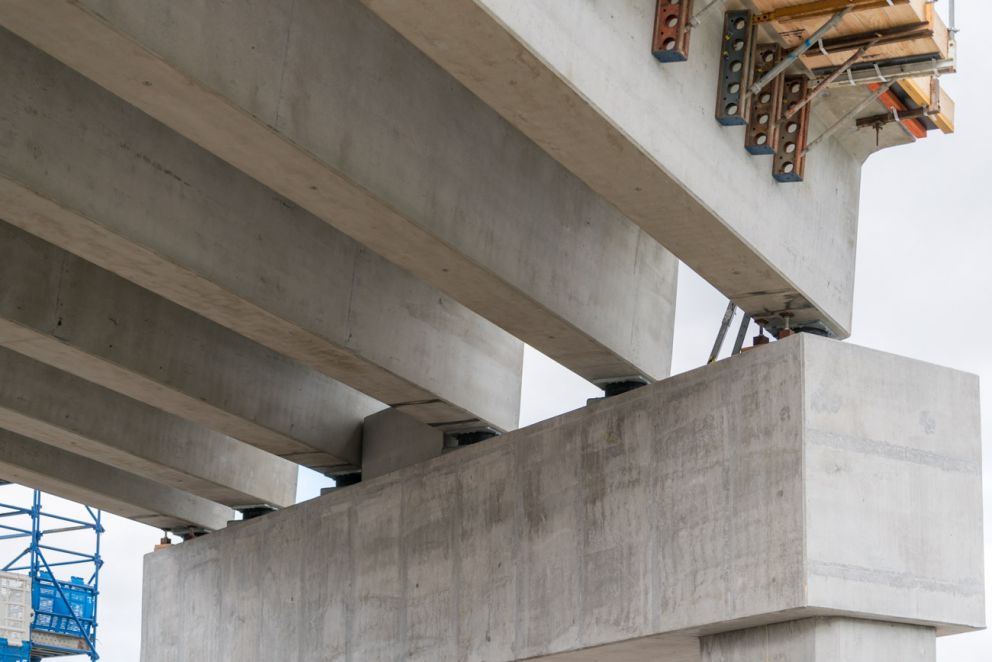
top-left (361, 408), bottom-right (444, 480)
top-left (0, 29), bottom-right (522, 434)
top-left (0, 430), bottom-right (233, 531)
top-left (0, 346), bottom-right (298, 509)
top-left (0, 220), bottom-right (383, 474)
top-left (0, 0), bottom-right (679, 384)
top-left (702, 618), bottom-right (935, 662)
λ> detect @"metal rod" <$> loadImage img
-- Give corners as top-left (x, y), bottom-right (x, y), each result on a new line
top-left (825, 57), bottom-right (955, 86)
top-left (708, 301), bottom-right (737, 364)
top-left (38, 542), bottom-right (97, 559)
top-left (785, 41), bottom-right (875, 120)
top-left (44, 525), bottom-right (93, 535)
top-left (37, 551), bottom-right (98, 657)
top-left (813, 21), bottom-right (929, 53)
top-left (1, 548), bottom-right (29, 572)
top-left (802, 80), bottom-right (894, 155)
top-left (689, 0), bottom-right (725, 27)
top-left (749, 6), bottom-right (853, 96)
top-left (731, 314), bottom-right (752, 355)
top-left (855, 105), bottom-right (932, 127)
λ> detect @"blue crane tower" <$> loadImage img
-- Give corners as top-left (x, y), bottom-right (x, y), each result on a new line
top-left (0, 485), bottom-right (102, 662)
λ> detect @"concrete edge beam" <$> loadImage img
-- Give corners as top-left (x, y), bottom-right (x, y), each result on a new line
top-left (0, 346), bottom-right (298, 509)
top-left (0, 27), bottom-right (523, 433)
top-left (0, 429), bottom-right (234, 531)
top-left (0, 221), bottom-right (385, 472)
top-left (357, 0), bottom-right (878, 337)
top-left (0, 0), bottom-right (679, 383)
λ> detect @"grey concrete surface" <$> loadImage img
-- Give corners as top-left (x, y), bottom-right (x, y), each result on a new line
top-left (0, 0), bottom-right (680, 384)
top-left (0, 221), bottom-right (384, 473)
top-left (702, 617), bottom-right (935, 662)
top-left (358, 0), bottom-right (913, 338)
top-left (362, 408), bottom-right (444, 481)
top-left (0, 429), bottom-right (233, 531)
top-left (537, 636), bottom-right (700, 661)
top-left (139, 336), bottom-right (984, 661)
top-left (0, 28), bottom-right (522, 433)
top-left (802, 339), bottom-right (986, 629)
top-left (0, 346), bottom-right (297, 509)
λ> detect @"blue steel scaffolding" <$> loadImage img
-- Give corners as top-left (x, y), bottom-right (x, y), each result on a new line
top-left (0, 489), bottom-right (102, 661)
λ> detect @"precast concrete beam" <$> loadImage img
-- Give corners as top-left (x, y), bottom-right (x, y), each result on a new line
top-left (0, 0), bottom-right (679, 384)
top-left (139, 335), bottom-right (984, 661)
top-left (0, 430), bottom-right (233, 531)
top-left (0, 346), bottom-right (298, 509)
top-left (356, 0), bottom-right (878, 338)
top-left (0, 30), bottom-right (522, 434)
top-left (0, 221), bottom-right (384, 474)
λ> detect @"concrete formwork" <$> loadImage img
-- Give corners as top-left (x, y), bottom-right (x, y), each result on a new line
top-left (0, 0), bottom-right (680, 384)
top-left (358, 0), bottom-right (900, 337)
top-left (0, 346), bottom-right (298, 509)
top-left (0, 221), bottom-right (384, 474)
top-left (0, 429), bottom-right (233, 531)
top-left (139, 336), bottom-right (984, 661)
top-left (0, 29), bottom-right (522, 434)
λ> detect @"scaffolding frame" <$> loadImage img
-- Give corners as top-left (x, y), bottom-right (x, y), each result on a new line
top-left (0, 489), bottom-right (102, 661)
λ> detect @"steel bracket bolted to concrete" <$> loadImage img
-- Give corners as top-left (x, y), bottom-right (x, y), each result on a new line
top-left (775, 77), bottom-right (813, 182)
top-left (745, 45), bottom-right (785, 155)
top-left (716, 10), bottom-right (754, 125)
top-left (652, 0), bottom-right (694, 62)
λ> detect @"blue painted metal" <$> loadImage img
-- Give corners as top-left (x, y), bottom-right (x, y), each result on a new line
top-left (0, 638), bottom-right (30, 662)
top-left (0, 489), bottom-right (102, 661)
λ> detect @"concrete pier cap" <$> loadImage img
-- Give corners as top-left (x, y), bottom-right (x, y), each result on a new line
top-left (140, 335), bottom-right (984, 661)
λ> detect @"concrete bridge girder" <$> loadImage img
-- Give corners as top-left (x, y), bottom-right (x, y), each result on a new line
top-left (0, 221), bottom-right (384, 474)
top-left (0, 28), bottom-right (523, 434)
top-left (0, 0), bottom-right (680, 385)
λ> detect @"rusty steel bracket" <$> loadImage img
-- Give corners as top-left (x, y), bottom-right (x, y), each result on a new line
top-left (653, 0), bottom-right (695, 62)
top-left (715, 10), bottom-right (753, 126)
top-left (745, 45), bottom-right (784, 155)
top-left (774, 77), bottom-right (811, 183)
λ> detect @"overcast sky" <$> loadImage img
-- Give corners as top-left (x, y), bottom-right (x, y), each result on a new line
top-left (1, 2), bottom-right (988, 660)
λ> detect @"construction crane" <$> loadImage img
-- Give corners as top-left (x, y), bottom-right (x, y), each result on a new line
top-left (0, 487), bottom-right (102, 662)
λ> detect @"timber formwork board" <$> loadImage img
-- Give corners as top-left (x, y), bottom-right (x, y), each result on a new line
top-left (752, 0), bottom-right (952, 70)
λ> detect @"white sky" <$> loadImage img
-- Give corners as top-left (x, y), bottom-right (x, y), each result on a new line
top-left (1, 2), bottom-right (988, 659)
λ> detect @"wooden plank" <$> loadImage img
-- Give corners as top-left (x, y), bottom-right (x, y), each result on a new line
top-left (753, 0), bottom-right (950, 69)
top-left (898, 76), bottom-right (956, 134)
top-left (752, 0), bottom-right (928, 29)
